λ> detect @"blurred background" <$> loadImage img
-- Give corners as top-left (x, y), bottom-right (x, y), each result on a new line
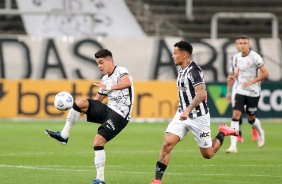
top-left (0, 0), bottom-right (281, 121)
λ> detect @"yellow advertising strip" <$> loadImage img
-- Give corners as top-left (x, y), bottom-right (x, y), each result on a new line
top-left (0, 80), bottom-right (178, 119)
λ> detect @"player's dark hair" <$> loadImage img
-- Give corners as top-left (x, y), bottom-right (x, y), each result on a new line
top-left (95, 49), bottom-right (112, 58)
top-left (174, 40), bottom-right (193, 54)
top-left (236, 35), bottom-right (249, 40)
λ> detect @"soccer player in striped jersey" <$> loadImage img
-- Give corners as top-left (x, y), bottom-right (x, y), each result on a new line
top-left (151, 40), bottom-right (238, 184)
top-left (226, 35), bottom-right (268, 153)
top-left (46, 49), bottom-right (134, 184)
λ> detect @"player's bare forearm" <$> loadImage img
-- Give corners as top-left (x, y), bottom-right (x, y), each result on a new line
top-left (109, 75), bottom-right (132, 90)
top-left (227, 74), bottom-right (234, 93)
top-left (186, 84), bottom-right (206, 111)
top-left (180, 84), bottom-right (206, 120)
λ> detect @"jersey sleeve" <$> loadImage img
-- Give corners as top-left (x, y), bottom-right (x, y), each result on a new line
top-left (189, 66), bottom-right (205, 87)
top-left (254, 53), bottom-right (264, 68)
top-left (117, 67), bottom-right (130, 81)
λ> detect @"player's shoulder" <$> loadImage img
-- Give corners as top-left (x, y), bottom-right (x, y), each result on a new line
top-left (233, 52), bottom-right (241, 58)
top-left (190, 60), bottom-right (202, 70)
top-left (115, 66), bottom-right (131, 77)
top-left (116, 66), bottom-right (128, 72)
top-left (249, 50), bottom-right (261, 57)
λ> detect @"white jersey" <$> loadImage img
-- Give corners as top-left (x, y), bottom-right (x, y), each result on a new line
top-left (98, 66), bottom-right (134, 121)
top-left (234, 50), bottom-right (264, 97)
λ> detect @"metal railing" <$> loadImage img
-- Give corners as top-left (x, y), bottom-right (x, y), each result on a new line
top-left (211, 12), bottom-right (279, 39)
top-left (127, 0), bottom-right (184, 37)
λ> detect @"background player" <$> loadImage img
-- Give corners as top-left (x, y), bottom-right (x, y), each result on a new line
top-left (226, 36), bottom-right (258, 143)
top-left (226, 35), bottom-right (268, 153)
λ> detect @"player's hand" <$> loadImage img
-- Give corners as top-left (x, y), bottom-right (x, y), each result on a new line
top-left (179, 111), bottom-right (189, 121)
top-left (93, 81), bottom-right (106, 90)
top-left (226, 93), bottom-right (231, 103)
top-left (227, 75), bottom-right (235, 81)
top-left (242, 81), bottom-right (252, 87)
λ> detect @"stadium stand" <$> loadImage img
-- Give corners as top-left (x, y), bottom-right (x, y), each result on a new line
top-left (1, 0), bottom-right (281, 39)
top-left (0, 0), bottom-right (26, 35)
top-left (125, 0), bottom-right (282, 39)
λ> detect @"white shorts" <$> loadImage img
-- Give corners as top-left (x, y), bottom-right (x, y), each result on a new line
top-left (166, 111), bottom-right (212, 148)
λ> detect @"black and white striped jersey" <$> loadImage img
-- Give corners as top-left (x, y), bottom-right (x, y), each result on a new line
top-left (177, 61), bottom-right (209, 118)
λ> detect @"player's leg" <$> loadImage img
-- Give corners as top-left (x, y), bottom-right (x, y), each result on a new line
top-left (45, 99), bottom-right (86, 144)
top-left (152, 133), bottom-right (179, 183)
top-left (246, 96), bottom-right (264, 147)
top-left (252, 127), bottom-right (258, 141)
top-left (231, 92), bottom-right (244, 142)
top-left (226, 94), bottom-right (245, 153)
top-left (93, 134), bottom-right (107, 183)
top-left (91, 106), bottom-right (129, 184)
top-left (152, 112), bottom-right (184, 184)
top-left (237, 115), bottom-right (244, 142)
top-left (189, 113), bottom-right (238, 158)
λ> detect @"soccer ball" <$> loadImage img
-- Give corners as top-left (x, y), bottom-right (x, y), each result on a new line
top-left (54, 91), bottom-right (74, 111)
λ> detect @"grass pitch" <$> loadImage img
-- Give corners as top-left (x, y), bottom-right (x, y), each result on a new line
top-left (0, 120), bottom-right (281, 184)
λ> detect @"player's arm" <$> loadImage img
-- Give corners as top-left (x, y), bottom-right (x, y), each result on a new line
top-left (226, 73), bottom-right (235, 103)
top-left (242, 65), bottom-right (269, 87)
top-left (180, 83), bottom-right (206, 120)
top-left (256, 65), bottom-right (269, 82)
top-left (111, 74), bottom-right (132, 90)
top-left (93, 74), bottom-right (132, 91)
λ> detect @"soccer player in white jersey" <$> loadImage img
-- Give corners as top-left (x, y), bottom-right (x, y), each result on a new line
top-left (226, 37), bottom-right (258, 143)
top-left (45, 49), bottom-right (134, 184)
top-left (226, 35), bottom-right (269, 153)
top-left (151, 40), bottom-right (238, 184)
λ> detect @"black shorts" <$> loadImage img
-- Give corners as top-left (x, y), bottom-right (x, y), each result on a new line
top-left (86, 99), bottom-right (129, 141)
top-left (233, 94), bottom-right (260, 116)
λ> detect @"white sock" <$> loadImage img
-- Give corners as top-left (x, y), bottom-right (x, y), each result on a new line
top-left (94, 149), bottom-right (106, 181)
top-left (230, 120), bottom-right (239, 148)
top-left (61, 109), bottom-right (81, 138)
top-left (252, 118), bottom-right (263, 135)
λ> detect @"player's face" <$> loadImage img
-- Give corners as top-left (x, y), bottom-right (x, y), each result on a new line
top-left (238, 38), bottom-right (251, 55)
top-left (96, 56), bottom-right (113, 74)
top-left (172, 47), bottom-right (185, 66)
top-left (235, 39), bottom-right (241, 52)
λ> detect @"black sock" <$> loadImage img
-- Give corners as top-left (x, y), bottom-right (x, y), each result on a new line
top-left (155, 161), bottom-right (167, 180)
top-left (215, 132), bottom-right (225, 145)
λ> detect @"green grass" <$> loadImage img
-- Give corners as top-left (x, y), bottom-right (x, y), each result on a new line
top-left (0, 121), bottom-right (281, 184)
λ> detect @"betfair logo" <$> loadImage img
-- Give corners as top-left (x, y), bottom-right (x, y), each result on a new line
top-left (207, 85), bottom-right (229, 115)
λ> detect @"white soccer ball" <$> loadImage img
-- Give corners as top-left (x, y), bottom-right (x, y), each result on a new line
top-left (54, 91), bottom-right (74, 111)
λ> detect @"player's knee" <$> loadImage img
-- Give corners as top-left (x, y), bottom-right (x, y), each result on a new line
top-left (74, 99), bottom-right (88, 111)
top-left (94, 133), bottom-right (107, 146)
top-left (161, 141), bottom-right (174, 153)
top-left (202, 153), bottom-right (213, 159)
